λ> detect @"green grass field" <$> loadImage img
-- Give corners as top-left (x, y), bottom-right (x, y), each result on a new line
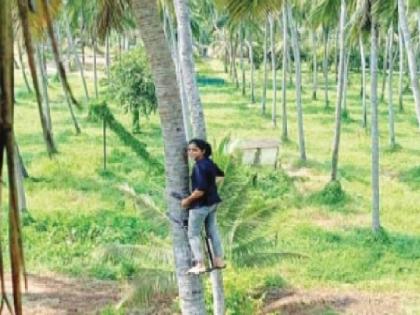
top-left (10, 57), bottom-right (420, 314)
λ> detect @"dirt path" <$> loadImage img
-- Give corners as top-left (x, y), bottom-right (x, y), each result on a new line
top-left (262, 287), bottom-right (420, 315)
top-left (4, 273), bottom-right (121, 315)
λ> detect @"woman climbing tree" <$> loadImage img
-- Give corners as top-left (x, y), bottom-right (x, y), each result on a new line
top-left (181, 139), bottom-right (226, 274)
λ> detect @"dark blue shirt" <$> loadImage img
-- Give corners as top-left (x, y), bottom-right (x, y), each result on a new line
top-left (191, 158), bottom-right (224, 209)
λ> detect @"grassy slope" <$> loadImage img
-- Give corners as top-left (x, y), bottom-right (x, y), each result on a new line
top-left (10, 57), bottom-right (420, 312)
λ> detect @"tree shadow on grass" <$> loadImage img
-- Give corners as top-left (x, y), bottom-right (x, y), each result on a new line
top-left (399, 165), bottom-right (420, 190)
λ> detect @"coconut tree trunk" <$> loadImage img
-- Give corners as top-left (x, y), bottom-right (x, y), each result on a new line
top-left (93, 35), bottom-right (98, 98)
top-left (323, 26), bottom-right (330, 108)
top-left (262, 18), bottom-right (269, 114)
top-left (335, 28), bottom-right (339, 83)
top-left (40, 0), bottom-right (80, 110)
top-left (132, 0), bottom-right (208, 313)
top-left (0, 1), bottom-right (25, 313)
top-left (14, 144), bottom-right (27, 213)
top-left (36, 44), bottom-right (53, 130)
top-left (370, 9), bottom-right (381, 233)
top-left (64, 14), bottom-right (89, 101)
top-left (398, 23), bottom-right (405, 112)
top-left (174, 0), bottom-right (207, 140)
top-left (223, 28), bottom-right (229, 73)
top-left (287, 5), bottom-right (306, 161)
top-left (342, 51), bottom-right (350, 116)
top-left (231, 34), bottom-right (240, 88)
top-left (106, 33), bottom-right (110, 80)
top-left (360, 35), bottom-right (367, 128)
top-left (381, 31), bottom-right (390, 101)
top-left (248, 32), bottom-right (255, 103)
top-left (17, 41), bottom-right (32, 93)
top-left (312, 30), bottom-right (318, 100)
top-left (331, 0), bottom-right (346, 181)
top-left (166, 8), bottom-right (192, 140)
top-left (281, 7), bottom-right (288, 140)
top-left (387, 25), bottom-right (396, 148)
top-left (270, 15), bottom-right (277, 128)
top-left (16, 0), bottom-right (57, 156)
top-left (398, 0), bottom-right (420, 128)
top-left (240, 25), bottom-right (246, 96)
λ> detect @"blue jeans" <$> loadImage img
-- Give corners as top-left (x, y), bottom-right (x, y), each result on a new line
top-left (188, 204), bottom-right (223, 263)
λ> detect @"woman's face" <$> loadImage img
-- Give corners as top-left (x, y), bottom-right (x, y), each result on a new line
top-left (187, 143), bottom-right (205, 161)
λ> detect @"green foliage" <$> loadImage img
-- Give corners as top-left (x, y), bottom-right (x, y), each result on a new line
top-left (108, 47), bottom-right (157, 132)
top-left (310, 180), bottom-right (347, 206)
top-left (88, 100), bottom-right (163, 172)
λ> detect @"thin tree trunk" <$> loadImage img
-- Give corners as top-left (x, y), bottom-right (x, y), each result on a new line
top-left (323, 27), bottom-right (330, 108)
top-left (398, 0), bottom-right (420, 128)
top-left (312, 30), bottom-right (317, 100)
top-left (398, 23), bottom-right (405, 112)
top-left (248, 33), bottom-right (255, 103)
top-left (240, 25), bottom-right (246, 96)
top-left (16, 0), bottom-right (57, 156)
top-left (262, 18), bottom-right (269, 114)
top-left (335, 28), bottom-right (339, 83)
top-left (93, 35), bottom-right (98, 98)
top-left (370, 9), bottom-right (381, 233)
top-left (270, 15), bottom-right (277, 128)
top-left (381, 30), bottom-right (390, 101)
top-left (223, 28), bottom-right (229, 73)
top-left (281, 8), bottom-right (288, 140)
top-left (342, 51), bottom-right (350, 115)
top-left (360, 36), bottom-right (367, 129)
top-left (132, 0), bottom-right (208, 313)
top-left (331, 0), bottom-right (346, 181)
top-left (40, 0), bottom-right (80, 109)
top-left (64, 14), bottom-right (89, 101)
top-left (14, 143), bottom-right (27, 213)
top-left (36, 44), bottom-right (53, 130)
top-left (387, 25), bottom-right (396, 148)
top-left (287, 5), bottom-right (306, 161)
top-left (232, 34), bottom-right (240, 88)
top-left (17, 41), bottom-right (32, 93)
top-left (0, 1), bottom-right (25, 312)
top-left (174, 0), bottom-right (207, 140)
top-left (106, 33), bottom-right (110, 80)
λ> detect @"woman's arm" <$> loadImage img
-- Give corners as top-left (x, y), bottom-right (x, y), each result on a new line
top-left (181, 189), bottom-right (205, 208)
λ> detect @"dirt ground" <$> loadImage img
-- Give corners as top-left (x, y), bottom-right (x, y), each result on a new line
top-left (4, 273), bottom-right (121, 315)
top-left (262, 287), bottom-right (420, 315)
top-left (2, 273), bottom-right (418, 315)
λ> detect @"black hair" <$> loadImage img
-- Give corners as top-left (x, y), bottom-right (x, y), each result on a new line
top-left (188, 138), bottom-right (212, 158)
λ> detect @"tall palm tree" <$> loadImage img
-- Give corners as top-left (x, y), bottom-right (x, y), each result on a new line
top-left (311, 0), bottom-right (340, 109)
top-left (281, 7), bottom-right (288, 140)
top-left (398, 23), bottom-right (405, 112)
top-left (16, 0), bottom-right (58, 155)
top-left (39, 0), bottom-right (81, 134)
top-left (0, 1), bottom-right (25, 313)
top-left (261, 17), bottom-right (269, 114)
top-left (132, 0), bottom-right (207, 313)
top-left (174, 0), bottom-right (207, 139)
top-left (370, 0), bottom-right (381, 233)
top-left (387, 24), bottom-right (396, 148)
top-left (359, 34), bottom-right (368, 128)
top-left (330, 0), bottom-right (346, 181)
top-left (287, 4), bottom-right (307, 161)
top-left (312, 30), bottom-right (318, 100)
top-left (269, 15), bottom-right (277, 128)
top-left (240, 24), bottom-right (246, 96)
top-left (63, 13), bottom-right (89, 101)
top-left (398, 0), bottom-right (420, 128)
